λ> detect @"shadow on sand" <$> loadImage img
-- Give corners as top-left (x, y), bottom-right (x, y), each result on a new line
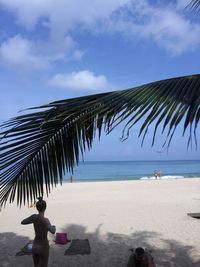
top-left (0, 225), bottom-right (199, 267)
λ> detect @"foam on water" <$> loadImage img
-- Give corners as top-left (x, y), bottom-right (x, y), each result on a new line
top-left (140, 175), bottom-right (185, 180)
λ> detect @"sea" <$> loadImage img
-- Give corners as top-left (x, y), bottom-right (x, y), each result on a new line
top-left (64, 160), bottom-right (200, 183)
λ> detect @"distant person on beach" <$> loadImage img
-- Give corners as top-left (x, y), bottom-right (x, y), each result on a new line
top-left (154, 170), bottom-right (161, 179)
top-left (154, 170), bottom-right (158, 179)
top-left (21, 197), bottom-right (56, 267)
top-left (126, 247), bottom-right (156, 267)
top-left (70, 175), bottom-right (73, 183)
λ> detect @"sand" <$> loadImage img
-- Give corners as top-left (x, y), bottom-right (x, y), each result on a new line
top-left (1, 178), bottom-right (200, 267)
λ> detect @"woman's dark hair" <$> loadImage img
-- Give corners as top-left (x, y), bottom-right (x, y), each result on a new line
top-left (135, 247), bottom-right (145, 257)
top-left (36, 197), bottom-right (46, 212)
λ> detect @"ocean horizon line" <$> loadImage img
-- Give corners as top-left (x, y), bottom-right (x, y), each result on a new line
top-left (80, 159), bottom-right (200, 163)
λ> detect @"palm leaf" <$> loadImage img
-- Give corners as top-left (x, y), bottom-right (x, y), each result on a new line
top-left (187, 0), bottom-right (200, 10)
top-left (0, 74), bottom-right (200, 207)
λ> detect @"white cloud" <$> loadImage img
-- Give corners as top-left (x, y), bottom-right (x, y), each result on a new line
top-left (0, 35), bottom-right (48, 69)
top-left (136, 3), bottom-right (200, 55)
top-left (72, 50), bottom-right (86, 60)
top-left (102, 1), bottom-right (200, 55)
top-left (0, 0), bottom-right (130, 33)
top-left (0, 34), bottom-right (84, 69)
top-left (48, 70), bottom-right (112, 92)
top-left (0, 0), bottom-right (50, 30)
top-left (0, 0), bottom-right (200, 60)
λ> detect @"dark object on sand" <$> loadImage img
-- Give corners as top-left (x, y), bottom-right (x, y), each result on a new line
top-left (187, 213), bottom-right (200, 219)
top-left (16, 242), bottom-right (33, 256)
top-left (65, 239), bottom-right (91, 255)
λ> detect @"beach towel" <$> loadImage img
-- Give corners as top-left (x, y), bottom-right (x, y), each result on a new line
top-left (16, 242), bottom-right (33, 256)
top-left (64, 239), bottom-right (91, 255)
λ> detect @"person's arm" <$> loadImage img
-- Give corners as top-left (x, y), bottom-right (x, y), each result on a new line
top-left (21, 214), bottom-right (36, 225)
top-left (45, 218), bottom-right (56, 234)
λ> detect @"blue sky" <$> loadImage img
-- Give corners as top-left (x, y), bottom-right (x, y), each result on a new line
top-left (0, 0), bottom-right (199, 160)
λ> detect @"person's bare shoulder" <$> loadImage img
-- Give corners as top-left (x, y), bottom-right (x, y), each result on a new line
top-left (44, 217), bottom-right (50, 224)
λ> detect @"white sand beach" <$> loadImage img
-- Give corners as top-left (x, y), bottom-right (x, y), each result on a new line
top-left (1, 178), bottom-right (200, 267)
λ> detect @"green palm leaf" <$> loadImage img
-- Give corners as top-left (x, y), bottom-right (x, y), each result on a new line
top-left (188, 0), bottom-right (200, 10)
top-left (0, 74), bottom-right (200, 207)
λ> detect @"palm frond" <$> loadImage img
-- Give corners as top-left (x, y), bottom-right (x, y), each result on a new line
top-left (0, 74), bottom-right (200, 207)
top-left (187, 0), bottom-right (200, 10)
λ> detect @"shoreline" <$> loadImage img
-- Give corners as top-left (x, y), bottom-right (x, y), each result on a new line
top-left (62, 176), bottom-right (200, 184)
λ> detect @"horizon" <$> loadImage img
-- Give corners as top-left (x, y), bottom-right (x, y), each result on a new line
top-left (80, 159), bottom-right (200, 162)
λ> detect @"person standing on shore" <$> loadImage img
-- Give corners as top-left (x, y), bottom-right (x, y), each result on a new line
top-left (154, 170), bottom-right (161, 179)
top-left (154, 170), bottom-right (158, 179)
top-left (21, 197), bottom-right (56, 267)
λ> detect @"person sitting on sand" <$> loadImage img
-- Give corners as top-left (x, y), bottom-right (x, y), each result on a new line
top-left (21, 197), bottom-right (56, 267)
top-left (126, 247), bottom-right (156, 267)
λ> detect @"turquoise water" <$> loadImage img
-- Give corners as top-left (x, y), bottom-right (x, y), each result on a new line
top-left (64, 160), bottom-right (200, 182)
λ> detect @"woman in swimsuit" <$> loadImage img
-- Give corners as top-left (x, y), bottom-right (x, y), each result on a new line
top-left (21, 197), bottom-right (56, 267)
